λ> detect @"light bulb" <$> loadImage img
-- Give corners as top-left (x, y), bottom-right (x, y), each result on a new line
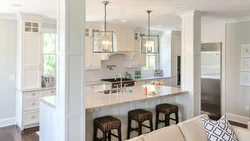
top-left (102, 39), bottom-right (111, 52)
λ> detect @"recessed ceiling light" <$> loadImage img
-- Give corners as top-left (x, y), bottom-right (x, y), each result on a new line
top-left (158, 25), bottom-right (162, 27)
top-left (11, 4), bottom-right (22, 7)
top-left (121, 20), bottom-right (127, 23)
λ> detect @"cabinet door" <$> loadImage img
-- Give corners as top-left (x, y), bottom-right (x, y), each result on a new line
top-left (22, 35), bottom-right (41, 67)
top-left (134, 40), bottom-right (141, 52)
top-left (23, 68), bottom-right (41, 89)
top-left (85, 37), bottom-right (101, 69)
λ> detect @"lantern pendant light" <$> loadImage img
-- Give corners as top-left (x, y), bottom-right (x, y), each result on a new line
top-left (93, 1), bottom-right (117, 53)
top-left (141, 10), bottom-right (159, 54)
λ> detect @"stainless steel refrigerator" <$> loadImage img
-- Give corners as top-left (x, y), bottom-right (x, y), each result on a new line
top-left (201, 42), bottom-right (222, 120)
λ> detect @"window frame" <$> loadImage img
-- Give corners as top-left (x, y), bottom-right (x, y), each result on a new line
top-left (41, 30), bottom-right (57, 76)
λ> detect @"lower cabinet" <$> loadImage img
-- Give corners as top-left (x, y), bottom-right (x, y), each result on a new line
top-left (16, 88), bottom-right (56, 130)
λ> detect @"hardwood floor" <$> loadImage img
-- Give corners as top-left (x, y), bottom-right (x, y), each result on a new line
top-left (0, 121), bottom-right (247, 141)
top-left (0, 125), bottom-right (39, 141)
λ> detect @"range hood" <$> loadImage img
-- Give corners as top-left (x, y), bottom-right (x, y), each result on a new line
top-left (100, 51), bottom-right (135, 60)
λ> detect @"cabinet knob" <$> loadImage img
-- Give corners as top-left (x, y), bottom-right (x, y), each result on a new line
top-left (31, 116), bottom-right (35, 119)
top-left (32, 93), bottom-right (35, 96)
top-left (51, 91), bottom-right (54, 93)
top-left (32, 103), bottom-right (36, 106)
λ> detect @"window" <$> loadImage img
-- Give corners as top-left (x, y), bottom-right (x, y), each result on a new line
top-left (143, 54), bottom-right (159, 70)
top-left (143, 40), bottom-right (159, 70)
top-left (43, 33), bottom-right (56, 76)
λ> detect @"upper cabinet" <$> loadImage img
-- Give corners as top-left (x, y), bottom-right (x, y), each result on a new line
top-left (201, 22), bottom-right (225, 43)
top-left (171, 31), bottom-right (181, 56)
top-left (23, 20), bottom-right (41, 34)
top-left (128, 40), bottom-right (146, 67)
top-left (107, 24), bottom-right (135, 52)
top-left (85, 36), bottom-right (102, 69)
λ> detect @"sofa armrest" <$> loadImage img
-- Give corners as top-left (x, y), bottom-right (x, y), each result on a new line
top-left (232, 126), bottom-right (250, 141)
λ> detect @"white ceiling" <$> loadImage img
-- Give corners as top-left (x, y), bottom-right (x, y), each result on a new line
top-left (1, 0), bottom-right (250, 31)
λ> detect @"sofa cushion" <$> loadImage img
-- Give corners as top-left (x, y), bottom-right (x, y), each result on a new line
top-left (178, 114), bottom-right (209, 141)
top-left (201, 115), bottom-right (238, 141)
top-left (143, 125), bottom-right (185, 141)
top-left (232, 126), bottom-right (250, 141)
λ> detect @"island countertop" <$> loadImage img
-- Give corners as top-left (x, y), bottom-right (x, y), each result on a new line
top-left (86, 85), bottom-right (187, 110)
top-left (40, 85), bottom-right (188, 110)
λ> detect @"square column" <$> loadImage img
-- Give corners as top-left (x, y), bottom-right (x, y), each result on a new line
top-left (176, 10), bottom-right (202, 120)
top-left (56, 0), bottom-right (86, 141)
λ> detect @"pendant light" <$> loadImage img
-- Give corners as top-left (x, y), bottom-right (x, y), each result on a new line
top-left (141, 10), bottom-right (159, 54)
top-left (93, 1), bottom-right (117, 53)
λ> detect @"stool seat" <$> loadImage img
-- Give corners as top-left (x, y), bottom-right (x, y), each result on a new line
top-left (127, 109), bottom-right (153, 139)
top-left (156, 103), bottom-right (178, 115)
top-left (155, 103), bottom-right (179, 130)
top-left (128, 109), bottom-right (153, 122)
top-left (94, 116), bottom-right (121, 132)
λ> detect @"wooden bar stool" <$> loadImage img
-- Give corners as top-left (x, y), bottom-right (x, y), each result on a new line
top-left (155, 103), bottom-right (179, 130)
top-left (93, 116), bottom-right (122, 141)
top-left (127, 109), bottom-right (153, 139)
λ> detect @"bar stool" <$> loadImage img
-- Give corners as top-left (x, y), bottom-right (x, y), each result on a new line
top-left (127, 109), bottom-right (153, 139)
top-left (93, 116), bottom-right (122, 141)
top-left (155, 103), bottom-right (179, 130)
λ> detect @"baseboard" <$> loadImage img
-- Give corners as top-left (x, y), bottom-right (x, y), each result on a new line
top-left (226, 113), bottom-right (250, 125)
top-left (0, 117), bottom-right (16, 127)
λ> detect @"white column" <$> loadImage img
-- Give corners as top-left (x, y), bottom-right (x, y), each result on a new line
top-left (176, 10), bottom-right (202, 120)
top-left (56, 0), bottom-right (85, 141)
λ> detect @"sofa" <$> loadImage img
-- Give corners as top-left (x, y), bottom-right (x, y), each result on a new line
top-left (126, 115), bottom-right (250, 141)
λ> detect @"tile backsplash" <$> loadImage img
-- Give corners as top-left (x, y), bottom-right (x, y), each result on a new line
top-left (86, 55), bottom-right (141, 81)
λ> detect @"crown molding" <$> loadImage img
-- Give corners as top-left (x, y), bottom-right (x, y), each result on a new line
top-left (227, 16), bottom-right (250, 24)
top-left (0, 13), bottom-right (17, 20)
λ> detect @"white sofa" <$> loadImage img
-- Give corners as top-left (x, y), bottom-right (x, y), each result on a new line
top-left (126, 115), bottom-right (250, 141)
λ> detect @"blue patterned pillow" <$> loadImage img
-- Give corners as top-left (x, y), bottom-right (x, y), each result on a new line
top-left (201, 115), bottom-right (238, 141)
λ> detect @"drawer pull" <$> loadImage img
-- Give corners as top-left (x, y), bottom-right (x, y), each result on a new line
top-left (32, 103), bottom-right (36, 106)
top-left (51, 91), bottom-right (54, 93)
top-left (32, 93), bottom-right (36, 96)
top-left (31, 116), bottom-right (35, 119)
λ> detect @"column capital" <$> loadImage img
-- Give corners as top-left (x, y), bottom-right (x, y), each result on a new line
top-left (178, 10), bottom-right (205, 18)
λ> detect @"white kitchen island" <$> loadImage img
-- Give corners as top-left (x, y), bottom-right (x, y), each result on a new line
top-left (40, 85), bottom-right (187, 141)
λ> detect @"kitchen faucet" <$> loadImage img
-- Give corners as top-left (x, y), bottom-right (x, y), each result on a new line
top-left (115, 73), bottom-right (122, 88)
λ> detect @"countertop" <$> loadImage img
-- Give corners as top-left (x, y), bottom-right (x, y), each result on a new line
top-left (134, 76), bottom-right (171, 81)
top-left (85, 85), bottom-right (187, 110)
top-left (40, 96), bottom-right (56, 109)
top-left (40, 85), bottom-right (188, 110)
top-left (17, 86), bottom-right (56, 92)
top-left (85, 81), bottom-right (111, 86)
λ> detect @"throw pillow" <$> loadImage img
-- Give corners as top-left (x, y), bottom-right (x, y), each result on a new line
top-left (201, 115), bottom-right (238, 141)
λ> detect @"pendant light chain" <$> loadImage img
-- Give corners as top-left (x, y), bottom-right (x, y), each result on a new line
top-left (104, 3), bottom-right (107, 32)
top-left (148, 11), bottom-right (150, 41)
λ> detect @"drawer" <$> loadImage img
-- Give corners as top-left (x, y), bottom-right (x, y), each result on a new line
top-left (44, 89), bottom-right (56, 96)
top-left (23, 99), bottom-right (40, 111)
top-left (24, 91), bottom-right (43, 100)
top-left (23, 111), bottom-right (39, 125)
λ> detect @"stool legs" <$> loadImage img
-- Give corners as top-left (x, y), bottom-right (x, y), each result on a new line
top-left (108, 131), bottom-right (111, 141)
top-left (93, 127), bottom-right (97, 141)
top-left (127, 118), bottom-right (131, 139)
top-left (103, 131), bottom-right (107, 141)
top-left (138, 122), bottom-right (142, 135)
top-left (175, 112), bottom-right (179, 123)
top-left (149, 119), bottom-right (153, 132)
top-left (155, 111), bottom-right (159, 130)
top-left (118, 128), bottom-right (122, 141)
top-left (165, 114), bottom-right (170, 127)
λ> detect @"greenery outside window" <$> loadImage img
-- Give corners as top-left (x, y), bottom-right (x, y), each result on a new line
top-left (43, 33), bottom-right (56, 76)
top-left (143, 40), bottom-right (159, 71)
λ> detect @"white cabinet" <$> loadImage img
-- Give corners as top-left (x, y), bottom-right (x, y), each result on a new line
top-left (23, 20), bottom-right (41, 34)
top-left (22, 35), bottom-right (41, 67)
top-left (16, 88), bottom-right (56, 130)
top-left (171, 31), bottom-right (181, 56)
top-left (129, 40), bottom-right (146, 67)
top-left (107, 24), bottom-right (135, 52)
top-left (85, 36), bottom-right (101, 69)
top-left (201, 23), bottom-right (225, 43)
top-left (23, 68), bottom-right (41, 89)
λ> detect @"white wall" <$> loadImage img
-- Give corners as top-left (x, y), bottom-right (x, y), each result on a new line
top-left (159, 31), bottom-right (171, 77)
top-left (225, 20), bottom-right (250, 123)
top-left (0, 19), bottom-right (17, 126)
top-left (85, 55), bottom-right (140, 81)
